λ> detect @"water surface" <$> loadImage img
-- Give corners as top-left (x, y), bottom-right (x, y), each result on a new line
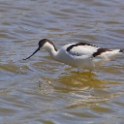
top-left (0, 0), bottom-right (124, 124)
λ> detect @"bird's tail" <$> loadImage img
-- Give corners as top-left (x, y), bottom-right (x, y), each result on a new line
top-left (120, 49), bottom-right (124, 53)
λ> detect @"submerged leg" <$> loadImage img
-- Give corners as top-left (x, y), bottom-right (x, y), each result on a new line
top-left (89, 70), bottom-right (92, 73)
top-left (77, 68), bottom-right (82, 72)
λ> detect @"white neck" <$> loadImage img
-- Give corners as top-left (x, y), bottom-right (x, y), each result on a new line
top-left (43, 42), bottom-right (58, 60)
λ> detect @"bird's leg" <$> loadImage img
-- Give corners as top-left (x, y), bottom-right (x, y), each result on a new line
top-left (77, 67), bottom-right (82, 72)
top-left (89, 69), bottom-right (92, 73)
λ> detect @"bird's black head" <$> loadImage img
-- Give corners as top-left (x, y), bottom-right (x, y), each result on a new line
top-left (38, 39), bottom-right (50, 49)
top-left (23, 39), bottom-right (50, 60)
top-left (39, 39), bottom-right (57, 51)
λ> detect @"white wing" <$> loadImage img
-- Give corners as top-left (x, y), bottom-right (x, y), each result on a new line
top-left (66, 42), bottom-right (99, 57)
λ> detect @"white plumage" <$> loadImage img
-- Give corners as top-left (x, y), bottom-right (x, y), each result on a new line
top-left (23, 39), bottom-right (123, 71)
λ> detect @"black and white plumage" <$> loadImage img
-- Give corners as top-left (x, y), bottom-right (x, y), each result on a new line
top-left (23, 39), bottom-right (123, 71)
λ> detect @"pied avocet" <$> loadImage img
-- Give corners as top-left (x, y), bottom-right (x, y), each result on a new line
top-left (23, 39), bottom-right (123, 71)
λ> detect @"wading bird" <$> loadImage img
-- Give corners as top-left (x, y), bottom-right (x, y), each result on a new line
top-left (23, 39), bottom-right (123, 71)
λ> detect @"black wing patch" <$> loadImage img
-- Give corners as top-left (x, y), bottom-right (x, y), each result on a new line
top-left (66, 42), bottom-right (98, 52)
top-left (92, 48), bottom-right (112, 57)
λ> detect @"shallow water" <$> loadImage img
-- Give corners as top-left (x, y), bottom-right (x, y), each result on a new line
top-left (0, 0), bottom-right (124, 124)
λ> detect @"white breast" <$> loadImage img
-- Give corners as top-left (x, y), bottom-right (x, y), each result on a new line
top-left (56, 43), bottom-right (99, 68)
